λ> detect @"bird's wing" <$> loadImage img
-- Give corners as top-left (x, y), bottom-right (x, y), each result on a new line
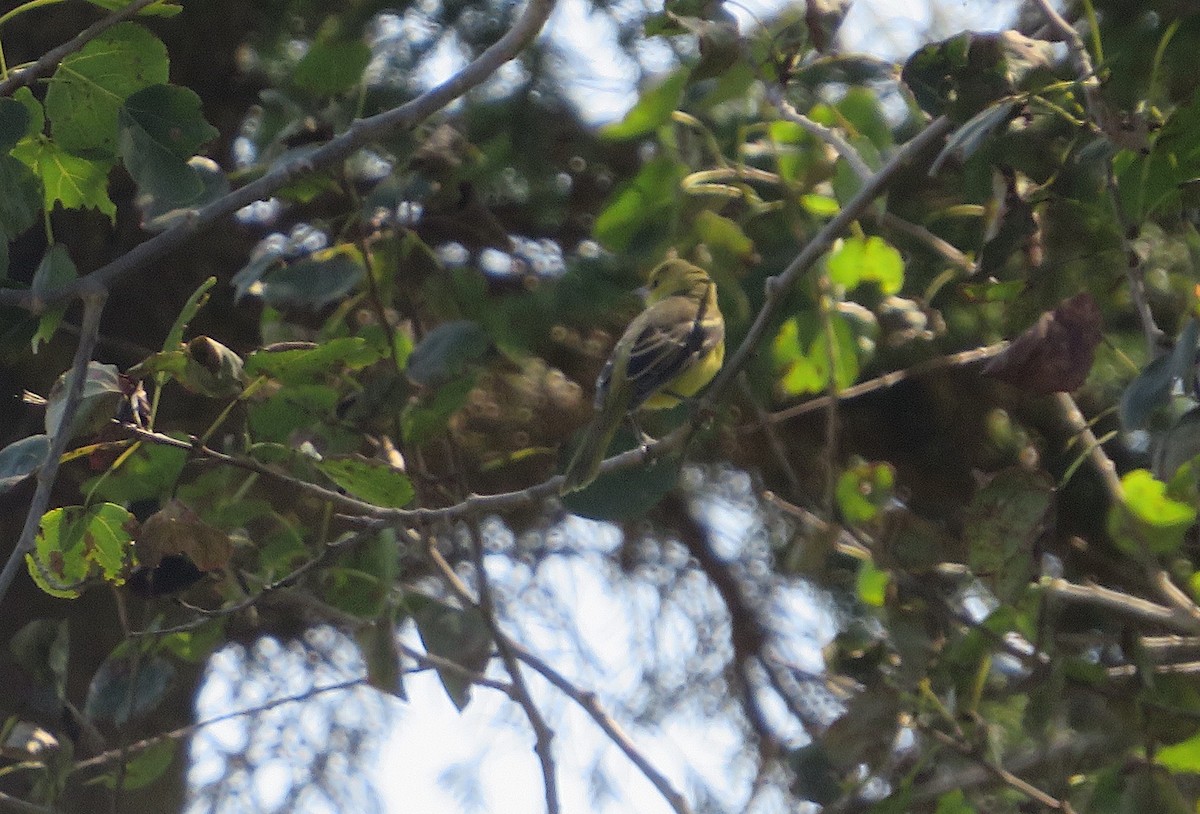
top-left (621, 295), bottom-right (722, 409)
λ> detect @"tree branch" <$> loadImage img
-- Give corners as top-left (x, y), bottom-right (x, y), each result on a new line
top-left (0, 0), bottom-right (558, 311)
top-left (703, 115), bottom-right (954, 405)
top-left (0, 0), bottom-right (159, 97)
top-left (460, 523), bottom-right (560, 814)
top-left (0, 288), bottom-right (107, 609)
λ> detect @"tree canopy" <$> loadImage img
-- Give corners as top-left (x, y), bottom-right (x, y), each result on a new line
top-left (4, 0), bottom-right (1200, 812)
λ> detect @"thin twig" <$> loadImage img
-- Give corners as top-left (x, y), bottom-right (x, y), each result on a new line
top-left (72, 679), bottom-right (366, 775)
top-left (750, 342), bottom-right (1007, 431)
top-left (0, 288), bottom-right (107, 609)
top-left (462, 521), bottom-right (560, 814)
top-left (0, 0), bottom-right (558, 311)
top-left (425, 543), bottom-right (693, 814)
top-left (1028, 0), bottom-right (1162, 351)
top-left (0, 790), bottom-right (57, 814)
top-left (114, 423), bottom-right (383, 514)
top-left (922, 726), bottom-right (1077, 812)
top-left (704, 116), bottom-right (954, 405)
top-left (0, 0), bottom-right (159, 98)
top-left (737, 373), bottom-right (803, 498)
top-left (869, 210), bottom-right (976, 274)
top-left (512, 644), bottom-right (697, 814)
top-left (768, 87), bottom-right (874, 182)
top-left (1042, 577), bottom-right (1200, 633)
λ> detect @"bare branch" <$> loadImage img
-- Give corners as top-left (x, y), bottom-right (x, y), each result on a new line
top-left (752, 342), bottom-right (1007, 430)
top-left (768, 87), bottom-right (873, 182)
top-left (461, 523), bottom-right (560, 814)
top-left (426, 542), bottom-right (693, 814)
top-left (513, 643), bottom-right (697, 814)
top-left (1042, 577), bottom-right (1200, 633)
top-left (0, 289), bottom-right (107, 609)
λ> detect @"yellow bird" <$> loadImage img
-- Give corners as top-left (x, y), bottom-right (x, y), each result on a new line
top-left (561, 259), bottom-right (725, 493)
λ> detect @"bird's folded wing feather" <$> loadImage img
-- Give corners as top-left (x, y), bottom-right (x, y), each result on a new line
top-left (622, 297), bottom-right (721, 408)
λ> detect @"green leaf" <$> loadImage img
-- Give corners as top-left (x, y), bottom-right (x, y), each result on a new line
top-left (593, 156), bottom-right (687, 253)
top-left (44, 361), bottom-right (123, 441)
top-left (559, 427), bottom-right (682, 521)
top-left (84, 653), bottom-right (175, 725)
top-left (401, 375), bottom-right (475, 445)
top-left (1159, 730), bottom-right (1200, 773)
top-left (0, 154), bottom-right (44, 238)
top-left (10, 619), bottom-right (69, 691)
top-left (12, 87), bottom-right (43, 137)
top-left (157, 622), bottom-right (223, 663)
top-left (965, 468), bottom-right (1052, 604)
top-left (85, 0), bottom-right (182, 16)
top-left (245, 337), bottom-right (382, 384)
top-left (162, 276), bottom-right (216, 353)
top-left (11, 137), bottom-right (116, 219)
top-left (316, 455), bottom-right (415, 508)
top-left (27, 503), bottom-right (135, 598)
top-left (122, 84), bottom-right (219, 159)
top-left (30, 244), bottom-right (78, 353)
top-left (0, 98), bottom-right (31, 153)
top-left (409, 594), bottom-right (493, 711)
top-left (88, 740), bottom-right (176, 790)
top-left (827, 235), bottom-right (905, 295)
top-left (601, 69), bottom-right (688, 140)
top-left (0, 434), bottom-right (50, 493)
top-left (358, 608), bottom-right (405, 699)
top-left (81, 438), bottom-right (187, 504)
top-left (1157, 407), bottom-right (1200, 482)
top-left (294, 39), bottom-right (372, 95)
top-left (789, 742), bottom-right (841, 805)
top-left (247, 383), bottom-right (339, 442)
top-left (856, 560), bottom-right (890, 607)
top-left (405, 321), bottom-right (491, 388)
top-left (837, 460), bottom-right (895, 524)
top-left (934, 790), bottom-right (976, 814)
top-left (930, 98), bottom-right (1020, 175)
top-left (1120, 318), bottom-right (1199, 431)
top-left (323, 529), bottom-right (399, 618)
top-left (254, 245), bottom-right (366, 310)
top-left (46, 22), bottom-right (169, 158)
top-left (693, 210), bottom-right (754, 264)
top-left (1108, 469), bottom-right (1198, 556)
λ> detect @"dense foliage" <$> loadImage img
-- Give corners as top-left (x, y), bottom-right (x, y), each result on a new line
top-left (5, 0), bottom-right (1200, 812)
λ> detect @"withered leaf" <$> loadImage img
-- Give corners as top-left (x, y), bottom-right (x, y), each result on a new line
top-left (983, 292), bottom-right (1102, 395)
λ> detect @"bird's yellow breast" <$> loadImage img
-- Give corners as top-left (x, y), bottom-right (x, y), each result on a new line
top-left (640, 337), bottom-right (725, 409)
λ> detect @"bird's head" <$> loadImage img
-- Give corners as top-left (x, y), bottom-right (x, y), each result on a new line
top-left (644, 259), bottom-right (713, 304)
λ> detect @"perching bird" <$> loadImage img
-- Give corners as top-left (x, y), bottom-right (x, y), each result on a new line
top-left (560, 258), bottom-right (725, 493)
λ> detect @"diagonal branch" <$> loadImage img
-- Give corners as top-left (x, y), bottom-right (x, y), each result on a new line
top-left (703, 115), bottom-right (954, 404)
top-left (0, 0), bottom-right (160, 97)
top-left (0, 0), bottom-right (558, 311)
top-left (0, 287), bottom-right (107, 610)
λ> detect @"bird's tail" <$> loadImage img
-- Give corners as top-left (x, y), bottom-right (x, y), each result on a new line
top-left (560, 404), bottom-right (624, 494)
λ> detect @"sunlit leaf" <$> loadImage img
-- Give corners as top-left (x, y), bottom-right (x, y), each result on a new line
top-left (826, 235), bottom-right (904, 295)
top-left (12, 138), bottom-right (116, 220)
top-left (1108, 469), bottom-right (1197, 556)
top-left (316, 455), bottom-right (414, 508)
top-left (601, 69), bottom-right (688, 140)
